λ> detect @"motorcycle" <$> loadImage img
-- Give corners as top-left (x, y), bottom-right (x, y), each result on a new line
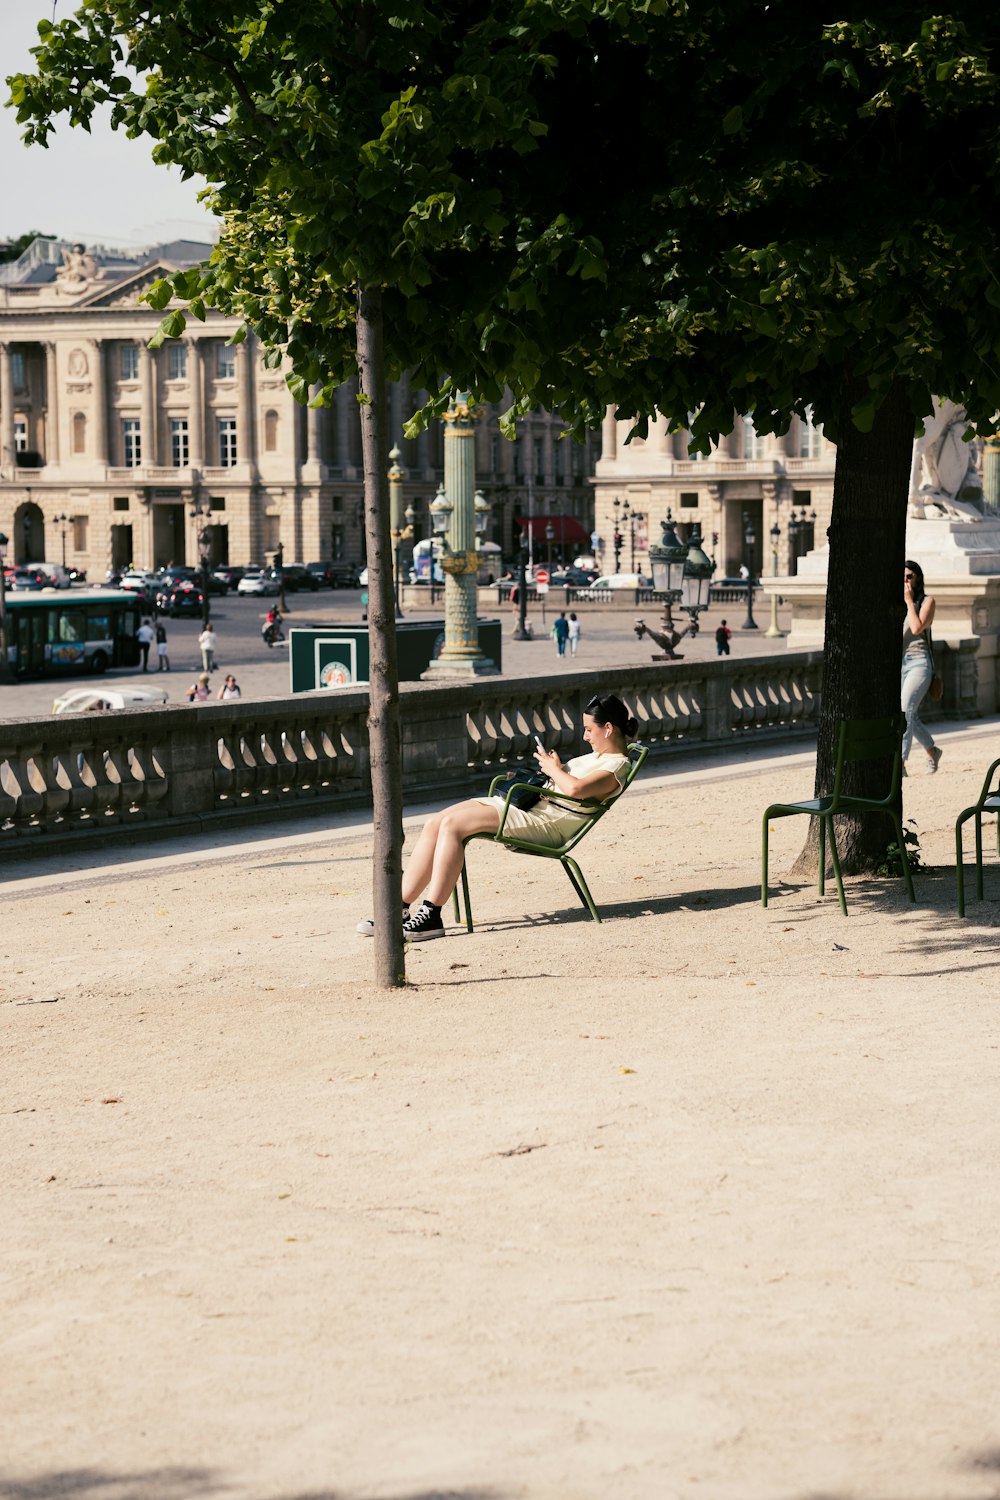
top-left (262, 620), bottom-right (285, 647)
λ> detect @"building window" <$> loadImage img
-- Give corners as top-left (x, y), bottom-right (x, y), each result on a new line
top-left (331, 525), bottom-right (344, 560)
top-left (73, 515), bottom-right (88, 551)
top-left (741, 415), bottom-right (767, 460)
top-left (264, 409), bottom-right (279, 451)
top-left (216, 344), bottom-right (236, 379)
top-left (679, 491), bottom-right (699, 508)
top-left (113, 496), bottom-right (130, 512)
top-left (798, 406), bottom-right (824, 459)
top-left (170, 418), bottom-right (189, 468)
top-left (553, 440), bottom-right (564, 484)
top-left (122, 417), bottom-right (141, 468)
top-left (210, 495), bottom-right (226, 511)
top-left (168, 343), bottom-right (188, 380)
top-left (14, 419), bottom-right (27, 453)
top-left (72, 412), bottom-right (87, 454)
top-left (332, 494), bottom-right (342, 512)
top-left (120, 344), bottom-right (139, 381)
top-left (218, 416), bottom-right (238, 467)
top-left (512, 442), bottom-right (523, 479)
top-left (11, 352), bottom-right (27, 392)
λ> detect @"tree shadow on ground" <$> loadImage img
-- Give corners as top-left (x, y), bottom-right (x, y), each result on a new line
top-left (0, 1471), bottom-right (505, 1500)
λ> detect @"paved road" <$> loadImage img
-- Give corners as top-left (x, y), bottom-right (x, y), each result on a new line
top-left (0, 587), bottom-right (795, 720)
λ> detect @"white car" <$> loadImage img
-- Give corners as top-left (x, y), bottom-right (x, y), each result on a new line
top-left (237, 569), bottom-right (280, 596)
top-left (588, 573), bottom-right (651, 589)
top-left (53, 686), bottom-right (169, 715)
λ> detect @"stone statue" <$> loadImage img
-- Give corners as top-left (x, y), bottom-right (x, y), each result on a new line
top-left (56, 243), bottom-right (100, 291)
top-left (908, 398), bottom-right (984, 521)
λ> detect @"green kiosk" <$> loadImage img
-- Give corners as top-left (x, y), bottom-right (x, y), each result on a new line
top-left (289, 620), bottom-right (503, 692)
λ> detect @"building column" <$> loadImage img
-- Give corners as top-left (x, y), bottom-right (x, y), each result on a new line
top-left (139, 342), bottom-right (156, 468)
top-left (236, 336), bottom-right (256, 476)
top-left (90, 340), bottom-right (108, 465)
top-left (187, 339), bottom-right (204, 469)
top-left (601, 405), bottom-right (617, 464)
top-left (335, 382), bottom-right (355, 475)
top-left (44, 342), bottom-right (59, 468)
top-left (0, 343), bottom-right (15, 477)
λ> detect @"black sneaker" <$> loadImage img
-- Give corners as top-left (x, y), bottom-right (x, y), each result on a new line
top-left (402, 901), bottom-right (445, 942)
top-left (356, 906), bottom-right (408, 937)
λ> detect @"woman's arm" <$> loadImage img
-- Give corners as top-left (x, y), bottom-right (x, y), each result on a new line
top-left (534, 747), bottom-right (619, 801)
top-left (904, 581), bottom-right (936, 634)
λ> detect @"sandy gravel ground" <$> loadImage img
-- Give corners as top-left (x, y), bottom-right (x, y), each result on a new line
top-left (3, 720), bottom-right (1000, 1500)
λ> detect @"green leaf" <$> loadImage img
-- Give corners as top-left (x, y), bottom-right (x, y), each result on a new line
top-left (722, 105), bottom-right (743, 135)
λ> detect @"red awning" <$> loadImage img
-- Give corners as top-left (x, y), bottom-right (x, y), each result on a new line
top-left (514, 515), bottom-right (590, 543)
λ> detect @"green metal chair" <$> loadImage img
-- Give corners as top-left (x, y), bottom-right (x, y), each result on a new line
top-left (761, 714), bottom-right (916, 917)
top-left (955, 756), bottom-right (1000, 917)
top-left (453, 742), bottom-right (649, 931)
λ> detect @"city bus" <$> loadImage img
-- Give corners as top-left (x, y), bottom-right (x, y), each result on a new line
top-left (1, 590), bottom-right (143, 678)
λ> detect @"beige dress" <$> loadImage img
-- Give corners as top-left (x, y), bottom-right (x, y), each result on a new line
top-left (479, 750), bottom-right (631, 847)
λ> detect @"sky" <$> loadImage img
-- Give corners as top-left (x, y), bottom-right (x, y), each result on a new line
top-left (1, 0), bottom-right (218, 250)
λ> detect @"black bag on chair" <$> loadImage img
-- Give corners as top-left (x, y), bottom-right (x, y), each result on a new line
top-left (498, 766), bottom-right (551, 811)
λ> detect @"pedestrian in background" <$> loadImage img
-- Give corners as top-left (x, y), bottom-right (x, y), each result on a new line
top-left (218, 673), bottom-right (241, 700)
top-left (198, 623), bottom-right (217, 673)
top-left (567, 612), bottom-right (581, 656)
top-left (155, 620), bottom-right (170, 672)
top-left (715, 619), bottom-right (731, 656)
top-left (186, 672), bottom-right (211, 702)
top-left (552, 612), bottom-right (569, 657)
top-left (136, 617), bottom-right (154, 672)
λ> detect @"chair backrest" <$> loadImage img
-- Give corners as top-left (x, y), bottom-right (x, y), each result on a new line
top-left (555, 741), bottom-right (649, 853)
top-left (830, 714), bottom-right (905, 804)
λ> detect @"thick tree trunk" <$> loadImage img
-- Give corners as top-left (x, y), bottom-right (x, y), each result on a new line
top-left (356, 282), bottom-right (406, 987)
top-left (791, 376), bottom-right (914, 876)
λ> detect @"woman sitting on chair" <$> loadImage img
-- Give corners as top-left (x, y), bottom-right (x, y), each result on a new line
top-left (357, 693), bottom-right (638, 942)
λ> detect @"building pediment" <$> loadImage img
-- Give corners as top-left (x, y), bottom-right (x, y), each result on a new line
top-left (75, 263), bottom-right (186, 311)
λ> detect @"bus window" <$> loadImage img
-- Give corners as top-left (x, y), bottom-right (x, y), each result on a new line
top-left (56, 611), bottom-right (86, 643)
top-left (86, 613), bottom-right (111, 642)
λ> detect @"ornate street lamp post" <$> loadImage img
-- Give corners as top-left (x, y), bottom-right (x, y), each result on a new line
top-left (387, 444), bottom-right (409, 620)
top-left (421, 393), bottom-right (498, 678)
top-left (189, 494), bottom-right (213, 627)
top-left (545, 518), bottom-right (555, 574)
top-left (612, 497), bottom-right (623, 573)
top-left (741, 510), bottom-right (759, 630)
top-left (54, 512), bottom-right (75, 569)
top-left (764, 521), bottom-right (786, 639)
top-left (0, 532), bottom-right (9, 683)
top-left (636, 517), bottom-right (715, 660)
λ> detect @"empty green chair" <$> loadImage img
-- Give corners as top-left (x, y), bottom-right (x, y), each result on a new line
top-left (453, 742), bottom-right (649, 931)
top-left (762, 714), bottom-right (916, 916)
top-left (955, 756), bottom-right (1000, 917)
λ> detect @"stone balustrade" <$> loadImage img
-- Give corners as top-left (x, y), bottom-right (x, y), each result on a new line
top-left (0, 653), bottom-right (822, 853)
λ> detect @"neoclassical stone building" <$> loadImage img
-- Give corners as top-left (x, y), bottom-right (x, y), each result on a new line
top-left (0, 237), bottom-right (596, 576)
top-left (594, 408), bottom-right (835, 579)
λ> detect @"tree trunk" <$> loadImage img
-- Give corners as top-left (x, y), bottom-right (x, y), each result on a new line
top-left (791, 376), bottom-right (914, 876)
top-left (356, 282), bottom-right (406, 987)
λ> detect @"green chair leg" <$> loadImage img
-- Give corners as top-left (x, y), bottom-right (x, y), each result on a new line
top-left (891, 813), bottom-right (917, 904)
top-left (458, 860), bottom-right (474, 933)
top-left (956, 815), bottom-right (968, 918)
top-left (761, 812), bottom-right (770, 907)
top-left (975, 815), bottom-right (985, 902)
top-left (562, 855), bottom-right (602, 922)
top-left (827, 819), bottom-right (848, 916)
top-left (818, 816), bottom-right (827, 896)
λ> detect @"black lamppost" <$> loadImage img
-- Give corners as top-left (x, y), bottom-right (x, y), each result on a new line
top-left (274, 539), bottom-right (287, 614)
top-left (391, 501), bottom-right (417, 618)
top-left (54, 512), bottom-right (74, 569)
top-left (545, 518), bottom-right (555, 574)
top-left (0, 532), bottom-right (9, 683)
top-left (189, 494), bottom-right (212, 626)
top-left (513, 528), bottom-right (531, 641)
top-left (741, 510), bottom-right (758, 630)
top-left (612, 497), bottom-right (623, 573)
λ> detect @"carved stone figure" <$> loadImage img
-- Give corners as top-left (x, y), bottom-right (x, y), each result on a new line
top-left (68, 348), bottom-right (88, 377)
top-left (908, 398), bottom-right (984, 521)
top-left (56, 243), bottom-right (100, 290)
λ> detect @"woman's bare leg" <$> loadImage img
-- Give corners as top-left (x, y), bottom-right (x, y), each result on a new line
top-left (402, 801), bottom-right (500, 907)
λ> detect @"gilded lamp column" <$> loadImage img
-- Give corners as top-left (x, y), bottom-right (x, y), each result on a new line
top-left (421, 393), bottom-right (498, 678)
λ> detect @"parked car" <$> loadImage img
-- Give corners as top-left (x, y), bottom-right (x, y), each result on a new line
top-left (551, 566), bottom-right (598, 587)
top-left (306, 560), bottom-right (361, 587)
top-left (278, 563), bottom-right (319, 592)
top-left (35, 562), bottom-right (73, 589)
top-left (237, 569), bottom-right (281, 596)
top-left (212, 566), bottom-right (244, 589)
top-left (155, 585), bottom-right (205, 617)
top-left (9, 567), bottom-right (48, 591)
top-left (53, 685), bottom-right (169, 715)
top-left (588, 572), bottom-right (652, 590)
top-left (713, 574), bottom-right (759, 588)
